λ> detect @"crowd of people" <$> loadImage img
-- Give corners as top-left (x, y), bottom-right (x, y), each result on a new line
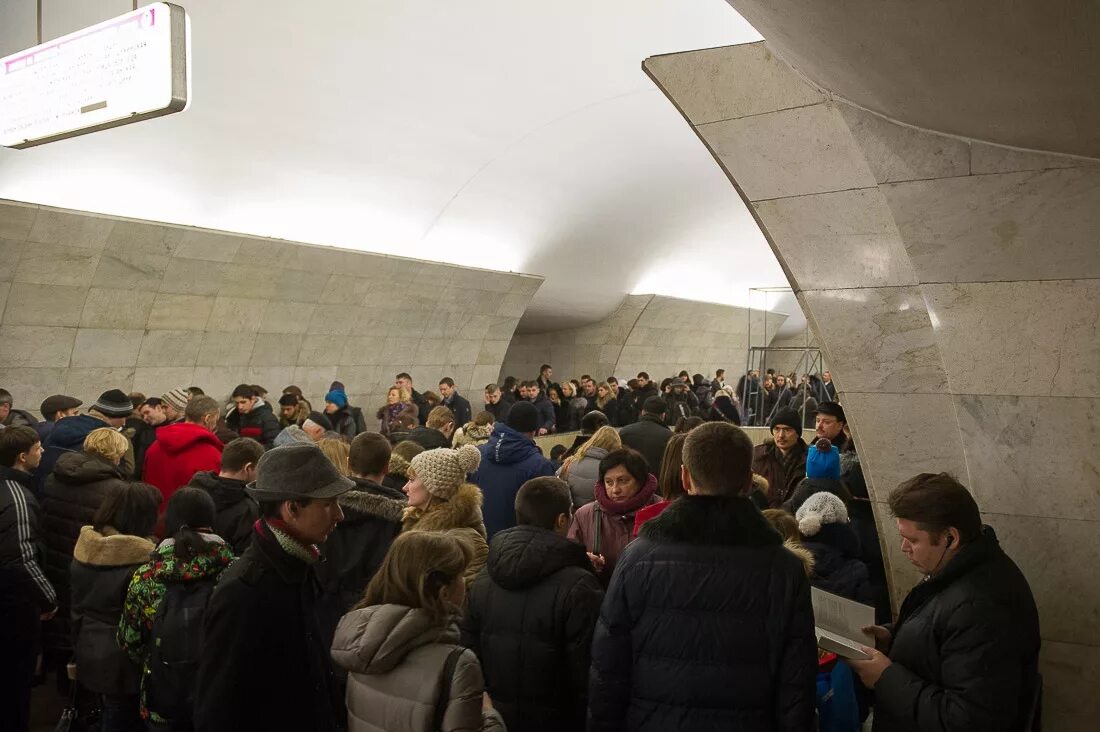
top-left (0, 365), bottom-right (1041, 732)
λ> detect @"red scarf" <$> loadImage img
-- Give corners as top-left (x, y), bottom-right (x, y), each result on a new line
top-left (594, 473), bottom-right (659, 516)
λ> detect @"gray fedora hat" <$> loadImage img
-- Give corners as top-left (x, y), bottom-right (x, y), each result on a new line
top-left (246, 443), bottom-right (354, 501)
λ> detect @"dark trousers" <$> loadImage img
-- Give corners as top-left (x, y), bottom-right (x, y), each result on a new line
top-left (0, 601), bottom-right (41, 732)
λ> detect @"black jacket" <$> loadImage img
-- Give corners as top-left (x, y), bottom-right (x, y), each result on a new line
top-left (194, 521), bottom-right (340, 732)
top-left (187, 471), bottom-right (259, 555)
top-left (406, 426), bottom-right (451, 450)
top-left (530, 395), bottom-right (556, 432)
top-left (589, 495), bottom-right (817, 732)
top-left (410, 389), bottom-right (431, 426)
top-left (801, 523), bottom-right (873, 604)
top-left (41, 452), bottom-right (129, 657)
top-left (314, 478), bottom-right (406, 648)
top-left (0, 466), bottom-right (56, 612)
top-left (327, 407), bottom-right (359, 441)
top-left (485, 400), bottom-right (511, 424)
top-left (617, 415), bottom-right (672, 475)
top-left (873, 526), bottom-right (1040, 732)
top-left (225, 402), bottom-right (281, 448)
top-left (442, 392), bottom-right (473, 428)
top-left (662, 395), bottom-right (694, 426)
top-left (461, 525), bottom-right (603, 732)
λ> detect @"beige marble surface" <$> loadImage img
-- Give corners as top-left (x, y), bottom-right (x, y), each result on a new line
top-left (837, 103), bottom-right (971, 184)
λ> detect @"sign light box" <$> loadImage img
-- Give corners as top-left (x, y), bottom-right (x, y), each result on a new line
top-left (0, 2), bottom-right (189, 149)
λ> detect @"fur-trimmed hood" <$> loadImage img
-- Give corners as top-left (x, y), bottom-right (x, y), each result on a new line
top-left (402, 481), bottom-right (485, 536)
top-left (340, 481), bottom-right (407, 526)
top-left (784, 539), bottom-right (815, 578)
top-left (640, 494), bottom-right (782, 547)
top-left (73, 526), bottom-right (155, 566)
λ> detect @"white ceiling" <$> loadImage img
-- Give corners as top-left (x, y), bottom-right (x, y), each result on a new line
top-left (0, 0), bottom-right (795, 333)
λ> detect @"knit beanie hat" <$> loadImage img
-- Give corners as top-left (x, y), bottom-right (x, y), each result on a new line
top-left (161, 387), bottom-right (190, 413)
top-left (806, 438), bottom-right (841, 480)
top-left (92, 389), bottom-right (133, 417)
top-left (324, 389), bottom-right (348, 409)
top-left (329, 381), bottom-right (346, 392)
top-left (769, 407), bottom-right (801, 434)
top-left (795, 491), bottom-right (849, 537)
top-left (410, 445), bottom-right (481, 500)
top-left (506, 401), bottom-right (539, 433)
top-left (307, 411), bottom-right (333, 431)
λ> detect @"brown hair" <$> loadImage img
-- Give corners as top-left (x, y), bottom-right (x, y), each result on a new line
top-left (357, 532), bottom-right (472, 625)
top-left (93, 482), bottom-right (162, 536)
top-left (762, 509), bottom-right (801, 543)
top-left (426, 405), bottom-right (455, 430)
top-left (317, 437), bottom-right (350, 476)
top-left (569, 425), bottom-right (621, 466)
top-left (350, 432), bottom-right (391, 476)
top-left (889, 472), bottom-right (982, 545)
top-left (682, 422), bottom-right (753, 496)
top-left (657, 433), bottom-right (687, 501)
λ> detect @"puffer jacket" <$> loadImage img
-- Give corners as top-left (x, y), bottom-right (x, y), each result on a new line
top-left (38, 413), bottom-right (134, 492)
top-left (331, 605), bottom-right (505, 732)
top-left (558, 447), bottom-right (607, 509)
top-left (401, 482), bottom-right (489, 585)
top-left (801, 522), bottom-right (873, 604)
top-left (118, 534), bottom-right (235, 724)
top-left (142, 422), bottom-right (223, 505)
top-left (567, 474), bottom-right (658, 587)
top-left (69, 526), bottom-right (155, 695)
top-left (224, 401), bottom-right (280, 448)
top-left (41, 451), bottom-right (129, 658)
top-left (461, 525), bottom-right (603, 732)
top-left (472, 424), bottom-right (555, 539)
top-left (186, 471), bottom-right (258, 555)
top-left (327, 407), bottom-right (359, 441)
top-left (874, 526), bottom-right (1040, 732)
top-left (316, 478), bottom-right (406, 648)
top-left (589, 494), bottom-right (817, 732)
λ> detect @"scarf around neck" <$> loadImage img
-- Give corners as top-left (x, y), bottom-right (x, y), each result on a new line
top-left (260, 518), bottom-right (320, 563)
top-left (594, 473), bottom-right (659, 515)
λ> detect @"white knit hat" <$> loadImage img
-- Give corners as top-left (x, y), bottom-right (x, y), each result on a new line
top-left (410, 445), bottom-right (481, 500)
top-left (795, 491), bottom-right (849, 537)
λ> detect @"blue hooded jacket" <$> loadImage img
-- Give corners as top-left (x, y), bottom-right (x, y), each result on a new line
top-left (473, 423), bottom-right (555, 539)
top-left (36, 415), bottom-right (108, 495)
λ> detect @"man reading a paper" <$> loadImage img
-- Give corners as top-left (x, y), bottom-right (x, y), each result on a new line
top-left (849, 473), bottom-right (1040, 732)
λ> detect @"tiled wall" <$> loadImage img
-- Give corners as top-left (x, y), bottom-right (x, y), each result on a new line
top-left (646, 42), bottom-right (1100, 730)
top-left (0, 201), bottom-right (541, 415)
top-left (499, 293), bottom-right (785, 384)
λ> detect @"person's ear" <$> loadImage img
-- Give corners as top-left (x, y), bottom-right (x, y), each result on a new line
top-left (681, 464), bottom-right (697, 496)
top-left (555, 512), bottom-right (570, 534)
top-left (945, 527), bottom-right (960, 549)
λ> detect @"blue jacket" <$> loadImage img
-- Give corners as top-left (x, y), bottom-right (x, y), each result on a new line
top-left (472, 424), bottom-right (555, 539)
top-left (37, 415), bottom-right (108, 495)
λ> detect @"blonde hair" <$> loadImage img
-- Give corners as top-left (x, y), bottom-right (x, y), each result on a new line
top-left (426, 405), bottom-right (454, 430)
top-left (565, 425), bottom-right (621, 471)
top-left (83, 427), bottom-right (128, 463)
top-left (358, 531), bottom-right (472, 625)
top-left (388, 386), bottom-right (412, 404)
top-left (762, 508), bottom-right (801, 543)
top-left (317, 437), bottom-right (350, 476)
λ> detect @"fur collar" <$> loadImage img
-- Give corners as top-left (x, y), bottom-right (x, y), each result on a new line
top-left (640, 494), bottom-right (782, 548)
top-left (785, 540), bottom-right (815, 577)
top-left (402, 482), bottom-right (484, 535)
top-left (341, 489), bottom-right (407, 523)
top-left (73, 526), bottom-right (155, 566)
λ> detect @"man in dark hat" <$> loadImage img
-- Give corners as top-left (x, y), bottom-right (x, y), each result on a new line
top-left (195, 443), bottom-right (353, 732)
top-left (35, 394), bottom-right (82, 442)
top-left (813, 401), bottom-right (848, 451)
top-left (37, 389), bottom-right (135, 491)
top-left (751, 407), bottom-right (809, 507)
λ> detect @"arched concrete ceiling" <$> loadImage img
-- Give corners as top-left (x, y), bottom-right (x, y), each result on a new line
top-left (723, 0), bottom-right (1100, 158)
top-left (0, 0), bottom-right (792, 333)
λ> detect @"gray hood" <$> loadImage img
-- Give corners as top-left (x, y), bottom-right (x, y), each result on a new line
top-left (331, 604), bottom-right (458, 675)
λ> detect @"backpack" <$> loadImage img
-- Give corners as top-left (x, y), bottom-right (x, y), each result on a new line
top-left (145, 580), bottom-right (217, 726)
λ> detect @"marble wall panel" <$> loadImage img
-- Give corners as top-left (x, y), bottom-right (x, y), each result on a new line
top-left (27, 209), bottom-right (113, 250)
top-left (133, 367), bottom-right (199, 397)
top-left (64, 367), bottom-right (135, 400)
top-left (80, 288), bottom-right (157, 330)
top-left (147, 294), bottom-right (214, 331)
top-left (753, 188), bottom-right (919, 291)
top-left (836, 104), bottom-right (970, 183)
top-left (160, 258), bottom-right (228, 296)
top-left (70, 329), bottom-right (143, 367)
top-left (1, 326), bottom-right (76, 367)
top-left (3, 283), bottom-right (87, 326)
top-left (105, 221), bottom-right (184, 258)
top-left (1039, 641), bottom-right (1100, 732)
top-left (0, 239), bottom-right (24, 281)
top-left (970, 142), bottom-right (1100, 175)
top-left (698, 103), bottom-right (877, 201)
top-left (923, 280), bottom-right (1100, 398)
top-left (0, 202), bottom-right (37, 240)
top-left (137, 331), bottom-right (204, 368)
top-left (175, 230), bottom-right (243, 262)
top-left (93, 249), bottom-right (169, 291)
top-left (14, 243), bottom-right (101, 286)
top-left (0, 282), bottom-right (8, 317)
top-left (643, 43), bottom-right (825, 125)
top-left (884, 168), bottom-right (1100, 283)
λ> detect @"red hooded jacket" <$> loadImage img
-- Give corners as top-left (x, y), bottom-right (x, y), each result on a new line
top-left (143, 422), bottom-right (223, 504)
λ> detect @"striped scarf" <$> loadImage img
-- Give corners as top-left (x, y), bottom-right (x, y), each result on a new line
top-left (260, 519), bottom-right (320, 563)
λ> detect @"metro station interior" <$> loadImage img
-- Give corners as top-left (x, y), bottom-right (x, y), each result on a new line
top-left (1, 1), bottom-right (1097, 731)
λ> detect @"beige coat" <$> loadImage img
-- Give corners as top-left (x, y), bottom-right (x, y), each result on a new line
top-left (332, 605), bottom-right (506, 732)
top-left (401, 482), bottom-right (489, 584)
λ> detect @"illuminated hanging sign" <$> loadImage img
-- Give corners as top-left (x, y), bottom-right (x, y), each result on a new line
top-left (0, 2), bottom-right (189, 149)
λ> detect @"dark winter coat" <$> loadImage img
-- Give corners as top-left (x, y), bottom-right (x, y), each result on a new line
top-left (874, 526), bottom-right (1040, 732)
top-left (0, 466), bottom-right (56, 613)
top-left (327, 407), bottom-right (360, 441)
top-left (315, 478), bottom-right (406, 648)
top-left (617, 414), bottom-right (672, 475)
top-left (41, 451), bottom-right (128, 658)
top-left (461, 525), bottom-right (604, 732)
top-left (37, 413), bottom-right (132, 493)
top-left (588, 494), bottom-right (817, 732)
top-left (186, 471), bottom-right (258, 555)
top-left (406, 426), bottom-right (452, 450)
top-left (801, 523), bottom-right (873, 604)
top-left (484, 400), bottom-right (511, 424)
top-left (69, 526), bottom-right (154, 695)
top-left (224, 401), bottom-right (280, 448)
top-left (709, 393), bottom-right (742, 425)
top-left (194, 521), bottom-right (340, 732)
top-left (410, 389), bottom-right (431, 426)
top-left (142, 422), bottom-right (223, 505)
top-left (784, 477), bottom-right (853, 514)
top-left (752, 439), bottom-right (808, 507)
top-left (662, 395), bottom-right (694, 426)
top-left (472, 424), bottom-right (556, 539)
top-left (530, 394), bottom-right (556, 433)
top-left (595, 398), bottom-right (620, 427)
top-left (377, 402), bottom-right (419, 439)
top-left (442, 392), bottom-right (473, 429)
top-left (567, 475), bottom-right (659, 587)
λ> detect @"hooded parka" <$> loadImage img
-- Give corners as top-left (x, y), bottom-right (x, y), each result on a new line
top-left (401, 482), bottom-right (489, 585)
top-left (186, 471), bottom-right (258, 555)
top-left (472, 423), bottom-right (555, 539)
top-left (558, 446), bottom-right (607, 509)
top-left (142, 422), bottom-right (223, 505)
